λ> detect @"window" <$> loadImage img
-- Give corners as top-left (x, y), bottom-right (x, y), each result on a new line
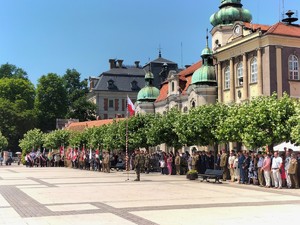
top-left (224, 67), bottom-right (230, 89)
top-left (107, 79), bottom-right (116, 89)
top-left (131, 80), bottom-right (139, 90)
top-left (171, 82), bottom-right (175, 92)
top-left (250, 57), bottom-right (258, 83)
top-left (236, 62), bottom-right (243, 86)
top-left (289, 55), bottom-right (299, 80)
top-left (109, 99), bottom-right (114, 108)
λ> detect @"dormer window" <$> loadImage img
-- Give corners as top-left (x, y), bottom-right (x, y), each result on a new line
top-left (107, 79), bottom-right (115, 89)
top-left (131, 80), bottom-right (139, 90)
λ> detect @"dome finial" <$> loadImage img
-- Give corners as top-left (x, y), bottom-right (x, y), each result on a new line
top-left (206, 28), bottom-right (209, 48)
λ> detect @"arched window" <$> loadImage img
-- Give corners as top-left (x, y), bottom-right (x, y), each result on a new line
top-left (289, 55), bottom-right (299, 80)
top-left (224, 66), bottom-right (230, 89)
top-left (236, 62), bottom-right (243, 86)
top-left (250, 57), bottom-right (258, 83)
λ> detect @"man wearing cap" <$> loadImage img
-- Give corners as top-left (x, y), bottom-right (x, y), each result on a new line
top-left (134, 149), bottom-right (142, 181)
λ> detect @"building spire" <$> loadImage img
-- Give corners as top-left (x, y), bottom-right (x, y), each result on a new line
top-left (158, 45), bottom-right (162, 58)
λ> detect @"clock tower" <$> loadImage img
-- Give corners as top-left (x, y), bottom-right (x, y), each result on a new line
top-left (210, 0), bottom-right (252, 52)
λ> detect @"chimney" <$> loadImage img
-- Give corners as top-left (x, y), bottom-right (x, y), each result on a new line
top-left (117, 59), bottom-right (123, 68)
top-left (134, 61), bottom-right (140, 68)
top-left (109, 59), bottom-right (116, 69)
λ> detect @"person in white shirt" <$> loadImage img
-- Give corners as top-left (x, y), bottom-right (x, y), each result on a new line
top-left (228, 150), bottom-right (236, 182)
top-left (271, 151), bottom-right (283, 189)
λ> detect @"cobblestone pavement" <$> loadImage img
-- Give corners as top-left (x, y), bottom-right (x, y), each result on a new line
top-left (0, 165), bottom-right (300, 225)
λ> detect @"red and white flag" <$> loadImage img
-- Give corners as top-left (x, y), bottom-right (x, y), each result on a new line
top-left (127, 96), bottom-right (135, 116)
top-left (60, 145), bottom-right (64, 156)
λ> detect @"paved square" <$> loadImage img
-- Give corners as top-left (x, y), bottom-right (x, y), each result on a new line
top-left (0, 165), bottom-right (300, 225)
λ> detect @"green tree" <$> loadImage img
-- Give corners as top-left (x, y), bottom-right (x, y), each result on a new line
top-left (0, 63), bottom-right (28, 79)
top-left (241, 93), bottom-right (295, 149)
top-left (0, 77), bottom-right (36, 151)
top-left (62, 69), bottom-right (96, 121)
top-left (216, 103), bottom-right (244, 144)
top-left (128, 114), bottom-right (156, 150)
top-left (87, 125), bottom-right (107, 150)
top-left (69, 130), bottom-right (88, 149)
top-left (290, 99), bottom-right (300, 145)
top-left (0, 78), bottom-right (35, 109)
top-left (147, 109), bottom-right (183, 151)
top-left (19, 128), bottom-right (44, 154)
top-left (0, 131), bottom-right (8, 151)
top-left (35, 73), bottom-right (68, 131)
top-left (43, 129), bottom-right (71, 149)
top-left (67, 96), bottom-right (96, 121)
top-left (183, 103), bottom-right (228, 146)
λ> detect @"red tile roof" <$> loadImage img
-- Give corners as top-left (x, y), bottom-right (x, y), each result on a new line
top-left (65, 118), bottom-right (125, 131)
top-left (243, 22), bottom-right (300, 38)
top-left (155, 60), bottom-right (202, 102)
top-left (265, 22), bottom-right (300, 38)
top-left (155, 82), bottom-right (168, 102)
top-left (243, 22), bottom-right (271, 32)
top-left (178, 61), bottom-right (202, 78)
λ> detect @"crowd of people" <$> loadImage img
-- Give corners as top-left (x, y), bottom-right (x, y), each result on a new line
top-left (221, 148), bottom-right (300, 189)
top-left (23, 147), bottom-right (299, 189)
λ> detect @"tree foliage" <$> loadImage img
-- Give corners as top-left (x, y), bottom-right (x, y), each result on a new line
top-left (62, 69), bottom-right (96, 121)
top-left (290, 99), bottom-right (300, 145)
top-left (43, 129), bottom-right (71, 149)
top-left (0, 131), bottom-right (8, 150)
top-left (0, 63), bottom-right (28, 79)
top-left (35, 73), bottom-right (68, 132)
top-left (19, 128), bottom-right (44, 154)
top-left (0, 77), bottom-right (36, 151)
top-left (241, 93), bottom-right (295, 149)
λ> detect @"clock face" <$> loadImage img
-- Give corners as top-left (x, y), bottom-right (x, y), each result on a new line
top-left (234, 26), bottom-right (240, 35)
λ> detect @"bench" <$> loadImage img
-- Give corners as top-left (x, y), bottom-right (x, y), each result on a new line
top-left (198, 169), bottom-right (224, 183)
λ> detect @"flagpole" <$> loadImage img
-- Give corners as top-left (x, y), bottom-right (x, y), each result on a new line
top-left (125, 95), bottom-right (129, 181)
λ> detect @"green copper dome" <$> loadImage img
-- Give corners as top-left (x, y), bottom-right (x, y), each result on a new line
top-left (137, 71), bottom-right (159, 102)
top-left (210, 0), bottom-right (252, 27)
top-left (201, 47), bottom-right (213, 56)
top-left (137, 86), bottom-right (160, 101)
top-left (192, 35), bottom-right (217, 85)
top-left (191, 66), bottom-right (216, 84)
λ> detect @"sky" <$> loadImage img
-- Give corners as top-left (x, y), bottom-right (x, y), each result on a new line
top-left (0, 0), bottom-right (299, 85)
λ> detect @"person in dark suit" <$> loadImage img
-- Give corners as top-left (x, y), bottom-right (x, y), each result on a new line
top-left (242, 152), bottom-right (251, 184)
top-left (238, 151), bottom-right (245, 183)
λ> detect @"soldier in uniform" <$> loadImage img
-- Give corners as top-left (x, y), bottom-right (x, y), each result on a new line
top-left (220, 149), bottom-right (228, 181)
top-left (144, 151), bottom-right (150, 174)
top-left (288, 153), bottom-right (298, 188)
top-left (134, 149), bottom-right (142, 181)
top-left (103, 151), bottom-right (110, 173)
top-left (191, 151), bottom-right (198, 170)
top-left (140, 150), bottom-right (145, 173)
